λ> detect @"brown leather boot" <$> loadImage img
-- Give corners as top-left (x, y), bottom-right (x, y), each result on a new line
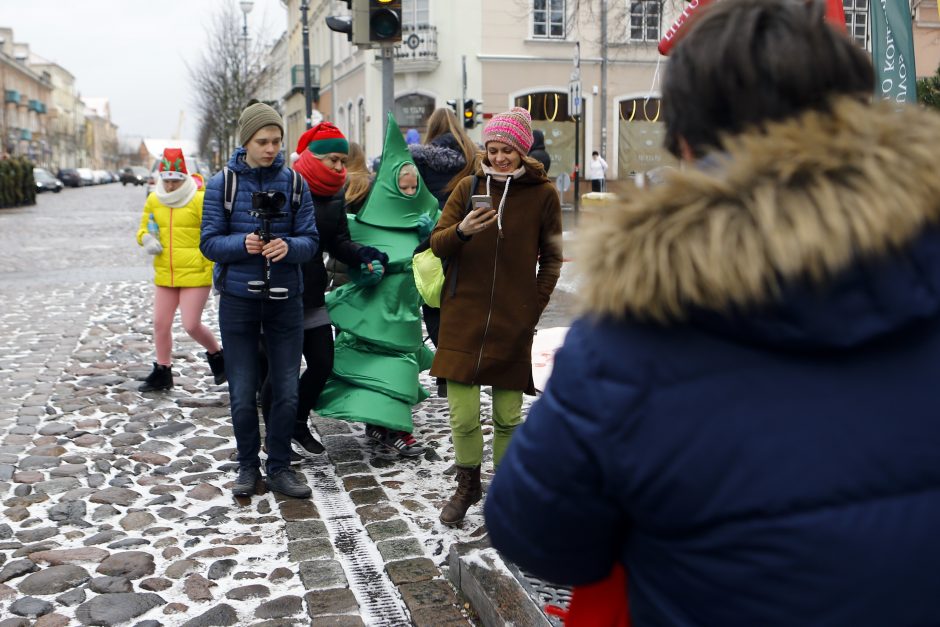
top-left (439, 465), bottom-right (482, 526)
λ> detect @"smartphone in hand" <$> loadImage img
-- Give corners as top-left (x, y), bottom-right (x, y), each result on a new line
top-left (470, 194), bottom-right (494, 216)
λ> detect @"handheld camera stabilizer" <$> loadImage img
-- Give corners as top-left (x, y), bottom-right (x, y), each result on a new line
top-left (247, 191), bottom-right (289, 300)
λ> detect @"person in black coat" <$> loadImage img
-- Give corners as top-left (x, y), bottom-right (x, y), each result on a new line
top-left (409, 108), bottom-right (480, 397)
top-left (528, 129), bottom-right (551, 174)
top-left (261, 123), bottom-right (387, 457)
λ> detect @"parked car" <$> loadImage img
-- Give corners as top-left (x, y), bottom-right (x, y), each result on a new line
top-left (34, 168), bottom-right (63, 193)
top-left (120, 166), bottom-right (148, 186)
top-left (93, 169), bottom-right (113, 184)
top-left (76, 168), bottom-right (95, 186)
top-left (57, 168), bottom-right (83, 188)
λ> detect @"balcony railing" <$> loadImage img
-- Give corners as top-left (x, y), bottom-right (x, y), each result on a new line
top-left (289, 65), bottom-right (321, 101)
top-left (394, 24), bottom-right (439, 72)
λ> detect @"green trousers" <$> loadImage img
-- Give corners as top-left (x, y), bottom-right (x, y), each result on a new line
top-left (447, 380), bottom-right (523, 468)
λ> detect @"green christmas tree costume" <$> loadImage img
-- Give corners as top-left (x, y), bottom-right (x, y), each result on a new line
top-left (315, 114), bottom-right (440, 431)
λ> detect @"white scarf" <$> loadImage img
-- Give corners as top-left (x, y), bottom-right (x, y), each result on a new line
top-left (481, 164), bottom-right (525, 236)
top-left (155, 175), bottom-right (197, 208)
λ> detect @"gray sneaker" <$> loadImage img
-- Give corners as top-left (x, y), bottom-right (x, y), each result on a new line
top-left (266, 468), bottom-right (311, 498)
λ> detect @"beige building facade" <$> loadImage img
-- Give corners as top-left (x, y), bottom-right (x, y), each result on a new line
top-left (0, 29), bottom-right (52, 164)
top-left (279, 0), bottom-right (684, 180)
top-left (913, 0), bottom-right (940, 77)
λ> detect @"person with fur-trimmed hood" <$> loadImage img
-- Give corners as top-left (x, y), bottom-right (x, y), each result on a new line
top-left (485, 0), bottom-right (940, 624)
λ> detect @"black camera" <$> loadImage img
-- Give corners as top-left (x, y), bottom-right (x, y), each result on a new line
top-left (247, 190), bottom-right (290, 300)
top-left (251, 190), bottom-right (287, 212)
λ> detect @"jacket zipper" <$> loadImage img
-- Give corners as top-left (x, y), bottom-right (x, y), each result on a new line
top-left (472, 214), bottom-right (502, 382)
top-left (168, 209), bottom-right (174, 286)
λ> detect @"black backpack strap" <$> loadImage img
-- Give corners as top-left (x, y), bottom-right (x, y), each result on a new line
top-left (289, 169), bottom-right (303, 211)
top-left (222, 166), bottom-right (237, 214)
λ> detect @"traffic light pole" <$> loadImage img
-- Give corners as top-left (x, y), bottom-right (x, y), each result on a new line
top-left (381, 45), bottom-right (395, 136)
top-left (301, 0), bottom-right (313, 129)
top-left (573, 113), bottom-right (580, 214)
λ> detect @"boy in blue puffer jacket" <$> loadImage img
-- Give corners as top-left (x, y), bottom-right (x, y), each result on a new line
top-left (200, 101), bottom-right (319, 499)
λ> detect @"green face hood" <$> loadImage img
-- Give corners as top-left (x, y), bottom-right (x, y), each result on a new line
top-left (355, 113), bottom-right (439, 229)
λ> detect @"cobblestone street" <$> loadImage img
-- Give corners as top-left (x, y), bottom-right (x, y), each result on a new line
top-left (0, 185), bottom-right (575, 626)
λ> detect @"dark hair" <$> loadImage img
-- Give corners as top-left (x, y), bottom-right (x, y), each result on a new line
top-left (592, 151), bottom-right (599, 157)
top-left (662, 0), bottom-right (873, 158)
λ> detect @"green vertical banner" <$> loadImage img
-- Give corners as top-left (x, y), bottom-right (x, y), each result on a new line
top-left (870, 0), bottom-right (917, 104)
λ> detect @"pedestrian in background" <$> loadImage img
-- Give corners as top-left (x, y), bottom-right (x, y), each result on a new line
top-left (528, 129), bottom-right (551, 174)
top-left (268, 123), bottom-right (387, 459)
top-left (485, 0), bottom-right (940, 624)
top-left (430, 107), bottom-right (563, 526)
top-left (410, 107), bottom-right (480, 398)
top-left (136, 148), bottom-right (224, 392)
top-left (200, 102), bottom-right (319, 499)
top-left (587, 150), bottom-right (607, 192)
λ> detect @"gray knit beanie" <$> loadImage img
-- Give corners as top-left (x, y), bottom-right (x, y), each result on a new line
top-left (238, 103), bottom-right (284, 146)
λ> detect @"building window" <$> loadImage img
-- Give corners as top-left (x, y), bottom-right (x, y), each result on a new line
top-left (629, 0), bottom-right (661, 42)
top-left (402, 0), bottom-right (430, 27)
top-left (843, 0), bottom-right (869, 48)
top-left (533, 0), bottom-right (566, 39)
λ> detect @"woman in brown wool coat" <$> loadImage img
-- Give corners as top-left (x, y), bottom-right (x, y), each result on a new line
top-left (429, 106), bottom-right (563, 526)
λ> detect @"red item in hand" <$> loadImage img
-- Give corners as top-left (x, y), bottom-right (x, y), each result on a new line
top-left (545, 563), bottom-right (630, 626)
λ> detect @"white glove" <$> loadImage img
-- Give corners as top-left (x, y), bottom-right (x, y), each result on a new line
top-left (142, 233), bottom-right (163, 255)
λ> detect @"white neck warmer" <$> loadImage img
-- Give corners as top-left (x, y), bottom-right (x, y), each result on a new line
top-left (155, 176), bottom-right (197, 208)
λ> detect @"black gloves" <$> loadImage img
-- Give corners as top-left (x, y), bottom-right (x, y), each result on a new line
top-left (356, 245), bottom-right (389, 267)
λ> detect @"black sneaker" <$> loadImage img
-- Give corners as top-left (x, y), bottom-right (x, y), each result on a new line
top-left (382, 430), bottom-right (425, 458)
top-left (232, 466), bottom-right (261, 497)
top-left (266, 468), bottom-right (312, 498)
top-left (365, 425), bottom-right (387, 443)
top-left (289, 449), bottom-right (303, 465)
top-left (293, 432), bottom-right (325, 455)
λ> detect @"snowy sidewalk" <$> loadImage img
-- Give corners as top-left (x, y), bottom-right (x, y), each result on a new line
top-left (0, 280), bottom-right (491, 626)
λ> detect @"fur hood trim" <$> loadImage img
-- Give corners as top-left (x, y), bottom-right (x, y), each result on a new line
top-left (576, 99), bottom-right (940, 323)
top-left (409, 140), bottom-right (465, 172)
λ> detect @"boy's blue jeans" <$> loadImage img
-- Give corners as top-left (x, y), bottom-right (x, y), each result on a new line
top-left (219, 293), bottom-right (302, 474)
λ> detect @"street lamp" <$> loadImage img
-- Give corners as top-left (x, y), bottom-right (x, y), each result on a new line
top-left (300, 0), bottom-right (313, 129)
top-left (240, 1), bottom-right (254, 84)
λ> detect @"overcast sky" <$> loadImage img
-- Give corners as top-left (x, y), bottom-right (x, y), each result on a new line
top-left (4, 0), bottom-right (286, 141)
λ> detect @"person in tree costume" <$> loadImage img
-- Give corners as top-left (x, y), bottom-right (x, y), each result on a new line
top-left (316, 114), bottom-right (439, 457)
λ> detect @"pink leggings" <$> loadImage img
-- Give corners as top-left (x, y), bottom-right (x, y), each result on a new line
top-left (153, 286), bottom-right (220, 365)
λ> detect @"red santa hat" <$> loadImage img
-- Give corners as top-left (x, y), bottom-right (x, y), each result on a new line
top-left (159, 148), bottom-right (188, 180)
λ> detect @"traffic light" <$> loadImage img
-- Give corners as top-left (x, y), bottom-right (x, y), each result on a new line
top-left (326, 0), bottom-right (401, 47)
top-left (463, 99), bottom-right (483, 129)
top-left (325, 0), bottom-right (358, 43)
top-left (368, 0), bottom-right (402, 44)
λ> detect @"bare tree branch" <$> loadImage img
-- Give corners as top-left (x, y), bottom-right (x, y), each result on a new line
top-left (187, 0), bottom-right (269, 165)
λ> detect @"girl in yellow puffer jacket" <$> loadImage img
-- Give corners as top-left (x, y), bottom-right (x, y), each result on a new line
top-left (135, 148), bottom-right (224, 392)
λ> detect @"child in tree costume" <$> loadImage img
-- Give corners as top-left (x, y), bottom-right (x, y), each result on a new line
top-left (316, 114), bottom-right (439, 456)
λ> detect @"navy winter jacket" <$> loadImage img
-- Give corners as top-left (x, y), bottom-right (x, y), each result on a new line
top-left (485, 99), bottom-right (940, 626)
top-left (200, 149), bottom-right (318, 299)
